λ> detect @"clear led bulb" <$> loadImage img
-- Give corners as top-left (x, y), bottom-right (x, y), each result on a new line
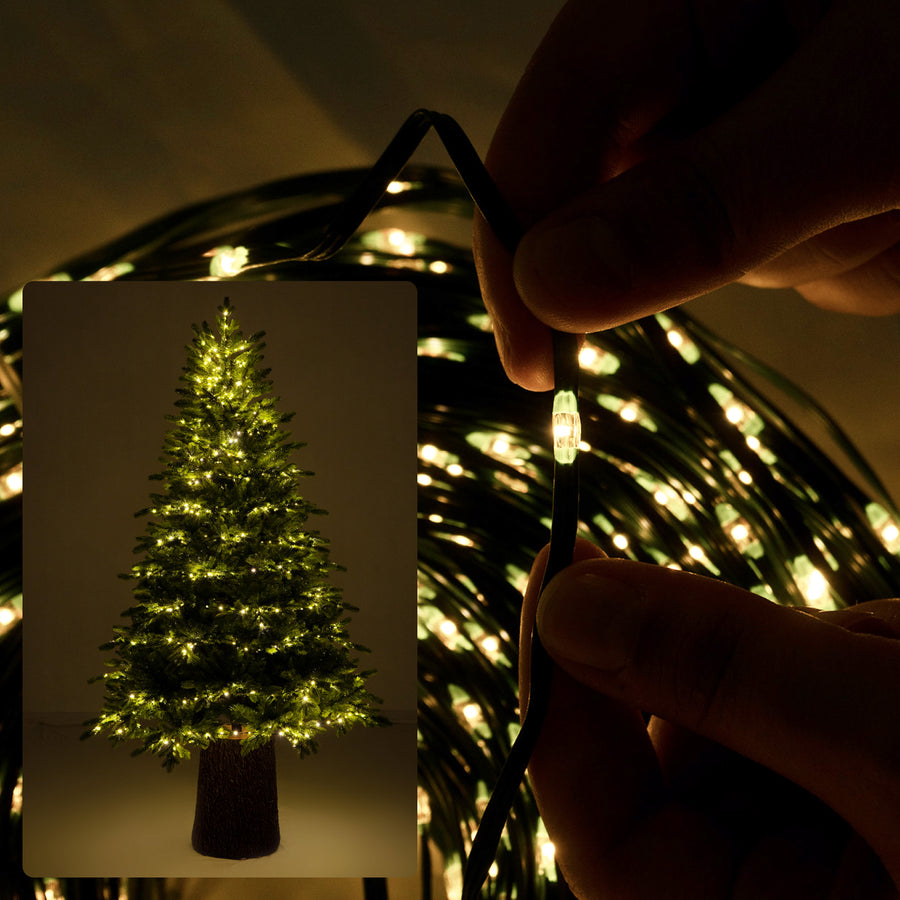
top-left (552, 390), bottom-right (581, 464)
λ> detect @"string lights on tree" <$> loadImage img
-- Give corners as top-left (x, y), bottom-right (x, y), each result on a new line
top-left (83, 298), bottom-right (387, 860)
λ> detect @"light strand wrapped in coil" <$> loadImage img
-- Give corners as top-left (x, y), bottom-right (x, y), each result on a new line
top-left (2, 110), bottom-right (900, 899)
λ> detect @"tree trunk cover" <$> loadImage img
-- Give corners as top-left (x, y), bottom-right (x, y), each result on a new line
top-left (191, 738), bottom-right (280, 859)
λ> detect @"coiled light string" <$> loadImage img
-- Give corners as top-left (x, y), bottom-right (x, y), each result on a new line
top-left (2, 111), bottom-right (900, 899)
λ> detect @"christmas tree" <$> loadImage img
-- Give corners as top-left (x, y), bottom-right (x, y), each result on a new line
top-left (84, 298), bottom-right (387, 859)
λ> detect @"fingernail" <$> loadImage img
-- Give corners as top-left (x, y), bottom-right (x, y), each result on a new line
top-left (537, 572), bottom-right (640, 670)
top-left (518, 218), bottom-right (631, 313)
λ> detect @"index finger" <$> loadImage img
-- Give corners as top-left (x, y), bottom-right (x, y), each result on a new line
top-left (475, 0), bottom-right (711, 390)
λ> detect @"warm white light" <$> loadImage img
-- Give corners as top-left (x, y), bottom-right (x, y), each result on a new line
top-left (667, 329), bottom-right (684, 348)
top-left (654, 489), bottom-right (669, 505)
top-left (417, 473), bottom-right (433, 486)
top-left (738, 470), bottom-right (753, 485)
top-left (0, 423), bottom-right (15, 437)
top-left (481, 635), bottom-right (500, 655)
top-left (429, 260), bottom-right (449, 274)
top-left (746, 435), bottom-right (761, 451)
top-left (491, 438), bottom-right (510, 456)
top-left (620, 403), bottom-right (639, 422)
top-left (612, 534), bottom-right (629, 550)
top-left (0, 607), bottom-right (16, 627)
top-left (447, 463), bottom-right (464, 477)
top-left (725, 404), bottom-right (744, 424)
top-left (421, 444), bottom-right (438, 461)
top-left (207, 245), bottom-right (249, 277)
top-left (439, 620), bottom-right (458, 637)
top-left (805, 569), bottom-right (828, 603)
top-left (731, 523), bottom-right (750, 542)
top-left (883, 523), bottom-right (900, 543)
top-left (688, 545), bottom-right (705, 560)
top-left (1, 464), bottom-right (22, 497)
top-left (386, 228), bottom-right (416, 255)
top-left (578, 346), bottom-right (598, 367)
top-left (461, 702), bottom-right (481, 723)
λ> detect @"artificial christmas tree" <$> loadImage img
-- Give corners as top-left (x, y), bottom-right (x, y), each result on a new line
top-left (84, 298), bottom-right (387, 859)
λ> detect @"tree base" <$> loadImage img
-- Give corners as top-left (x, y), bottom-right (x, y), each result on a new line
top-left (191, 738), bottom-right (280, 859)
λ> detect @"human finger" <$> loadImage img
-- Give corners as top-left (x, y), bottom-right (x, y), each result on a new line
top-left (475, 0), bottom-right (766, 390)
top-left (536, 557), bottom-right (900, 888)
top-left (795, 241), bottom-right (900, 315)
top-left (479, 0), bottom-right (900, 387)
top-left (521, 542), bottom-right (738, 897)
top-left (738, 211), bottom-right (900, 292)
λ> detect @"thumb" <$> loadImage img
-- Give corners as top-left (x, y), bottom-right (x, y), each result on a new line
top-left (513, 0), bottom-right (900, 332)
top-left (536, 558), bottom-right (900, 871)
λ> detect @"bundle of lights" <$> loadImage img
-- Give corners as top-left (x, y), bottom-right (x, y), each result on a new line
top-left (3, 111), bottom-right (900, 900)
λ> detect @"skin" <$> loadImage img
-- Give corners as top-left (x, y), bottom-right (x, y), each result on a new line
top-left (474, 1), bottom-right (900, 893)
top-left (474, 0), bottom-right (900, 391)
top-left (520, 541), bottom-right (900, 897)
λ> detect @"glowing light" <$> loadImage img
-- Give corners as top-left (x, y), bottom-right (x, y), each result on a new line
top-left (429, 260), bottom-right (449, 274)
top-left (0, 463), bottom-right (23, 498)
top-left (731, 523), bottom-right (750, 542)
top-left (0, 422), bottom-right (16, 437)
top-left (746, 435), bottom-right (761, 451)
top-left (481, 635), bottom-right (500, 655)
top-left (418, 473), bottom-right (433, 486)
top-left (738, 470), bottom-right (753, 485)
top-left (0, 606), bottom-right (16, 627)
top-left (725, 404), bottom-right (744, 424)
top-left (654, 489), bottom-right (669, 505)
top-left (578, 346), bottom-right (599, 367)
top-left (688, 545), bottom-right (705, 561)
top-left (386, 228), bottom-right (417, 255)
top-left (552, 390), bottom-right (581, 464)
top-left (421, 444), bottom-right (438, 461)
top-left (439, 620), bottom-right (458, 637)
top-left (447, 463), bottom-right (464, 477)
top-left (883, 523), bottom-right (900, 543)
top-left (461, 702), bottom-right (481, 724)
top-left (619, 403), bottom-right (639, 422)
top-left (207, 245), bottom-right (248, 277)
top-left (667, 329), bottom-right (684, 348)
top-left (612, 534), bottom-right (629, 551)
top-left (387, 180), bottom-right (411, 194)
top-left (805, 569), bottom-right (828, 603)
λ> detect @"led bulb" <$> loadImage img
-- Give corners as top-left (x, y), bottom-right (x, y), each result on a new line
top-left (552, 390), bottom-right (581, 464)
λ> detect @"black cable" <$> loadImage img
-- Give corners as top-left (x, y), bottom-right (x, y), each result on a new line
top-left (363, 877), bottom-right (389, 900)
top-left (249, 108), bottom-right (581, 898)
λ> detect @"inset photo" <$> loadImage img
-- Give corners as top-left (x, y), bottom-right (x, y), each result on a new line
top-left (23, 280), bottom-right (417, 879)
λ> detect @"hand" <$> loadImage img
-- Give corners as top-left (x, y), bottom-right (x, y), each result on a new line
top-left (475, 0), bottom-right (900, 390)
top-left (520, 540), bottom-right (900, 898)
